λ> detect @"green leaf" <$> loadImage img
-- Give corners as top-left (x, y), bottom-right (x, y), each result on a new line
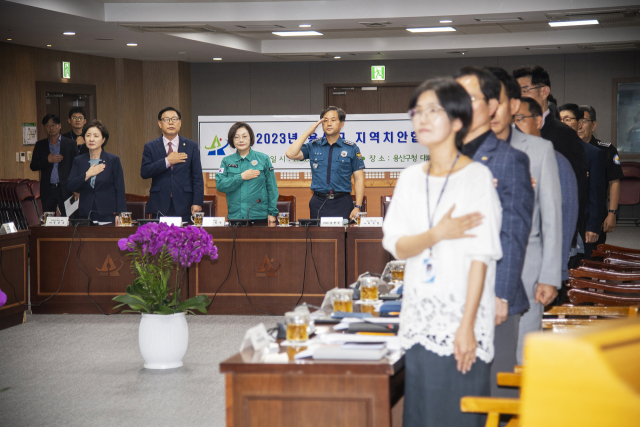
top-left (156, 306), bottom-right (178, 315)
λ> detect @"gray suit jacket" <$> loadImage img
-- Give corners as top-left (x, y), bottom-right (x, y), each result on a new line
top-left (510, 127), bottom-right (562, 290)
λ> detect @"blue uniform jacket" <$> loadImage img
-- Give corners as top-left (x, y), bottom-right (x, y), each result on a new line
top-left (474, 132), bottom-right (534, 315)
top-left (301, 137), bottom-right (365, 193)
top-left (140, 136), bottom-right (204, 217)
top-left (66, 151), bottom-right (127, 218)
top-left (582, 142), bottom-right (606, 234)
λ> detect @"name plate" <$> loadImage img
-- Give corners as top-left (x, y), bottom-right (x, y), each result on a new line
top-left (360, 217), bottom-right (383, 227)
top-left (45, 217), bottom-right (69, 227)
top-left (239, 323), bottom-right (271, 352)
top-left (320, 217), bottom-right (343, 227)
top-left (0, 222), bottom-right (17, 234)
top-left (203, 217), bottom-right (225, 227)
top-left (160, 217), bottom-right (182, 227)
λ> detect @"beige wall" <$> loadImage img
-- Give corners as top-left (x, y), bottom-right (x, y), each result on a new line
top-left (0, 42), bottom-right (191, 196)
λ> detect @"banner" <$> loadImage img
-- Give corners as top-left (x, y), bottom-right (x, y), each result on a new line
top-left (198, 114), bottom-right (429, 171)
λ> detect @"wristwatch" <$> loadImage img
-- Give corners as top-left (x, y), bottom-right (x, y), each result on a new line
top-left (355, 205), bottom-right (363, 210)
top-left (609, 209), bottom-right (618, 215)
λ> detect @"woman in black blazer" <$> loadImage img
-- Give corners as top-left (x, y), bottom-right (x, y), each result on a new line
top-left (66, 120), bottom-right (127, 223)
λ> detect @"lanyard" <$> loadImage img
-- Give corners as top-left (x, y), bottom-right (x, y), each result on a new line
top-left (426, 152), bottom-right (460, 254)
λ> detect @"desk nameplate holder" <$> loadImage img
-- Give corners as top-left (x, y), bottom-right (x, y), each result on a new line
top-left (360, 217), bottom-right (383, 227)
top-left (0, 222), bottom-right (18, 234)
top-left (45, 217), bottom-right (69, 227)
top-left (203, 217), bottom-right (225, 227)
top-left (320, 217), bottom-right (343, 227)
top-left (159, 217), bottom-right (182, 227)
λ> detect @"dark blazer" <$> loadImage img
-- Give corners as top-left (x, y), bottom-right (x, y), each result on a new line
top-left (63, 131), bottom-right (90, 155)
top-left (582, 142), bottom-right (606, 234)
top-left (540, 114), bottom-right (587, 235)
top-left (140, 135), bottom-right (204, 217)
top-left (473, 132), bottom-right (534, 316)
top-left (30, 136), bottom-right (78, 201)
top-left (66, 151), bottom-right (127, 219)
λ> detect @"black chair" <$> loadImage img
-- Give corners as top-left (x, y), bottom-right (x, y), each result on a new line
top-left (277, 195), bottom-right (296, 222)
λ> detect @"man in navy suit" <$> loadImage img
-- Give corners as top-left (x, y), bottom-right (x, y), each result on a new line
top-left (141, 107), bottom-right (204, 222)
top-left (455, 67), bottom-right (535, 364)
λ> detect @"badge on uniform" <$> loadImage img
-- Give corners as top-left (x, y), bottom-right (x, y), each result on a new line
top-left (229, 164), bottom-right (238, 168)
top-left (341, 150), bottom-right (348, 157)
top-left (614, 154), bottom-right (620, 165)
top-left (269, 167), bottom-right (274, 171)
top-left (356, 152), bottom-right (362, 159)
top-left (313, 163), bottom-right (318, 169)
top-left (251, 160), bottom-right (258, 166)
top-left (218, 168), bottom-right (224, 173)
top-left (421, 256), bottom-right (437, 284)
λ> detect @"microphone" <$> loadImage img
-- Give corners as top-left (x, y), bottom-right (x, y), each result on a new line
top-left (246, 199), bottom-right (261, 221)
top-left (157, 211), bottom-right (165, 217)
top-left (316, 198), bottom-right (328, 219)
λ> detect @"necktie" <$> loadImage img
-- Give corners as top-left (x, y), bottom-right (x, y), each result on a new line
top-left (167, 142), bottom-right (174, 171)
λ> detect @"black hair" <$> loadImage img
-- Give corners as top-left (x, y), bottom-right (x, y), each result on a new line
top-left (68, 107), bottom-right (86, 119)
top-left (580, 105), bottom-right (597, 121)
top-left (520, 97), bottom-right (543, 117)
top-left (42, 114), bottom-right (60, 126)
top-left (454, 66), bottom-right (501, 102)
top-left (513, 65), bottom-right (551, 88)
top-left (158, 107), bottom-right (181, 121)
top-left (227, 122), bottom-right (255, 149)
top-left (486, 67), bottom-right (521, 100)
top-left (559, 103), bottom-right (581, 120)
top-left (547, 93), bottom-right (559, 105)
top-left (408, 77), bottom-right (472, 150)
top-left (82, 119), bottom-right (109, 148)
top-left (320, 106), bottom-right (346, 122)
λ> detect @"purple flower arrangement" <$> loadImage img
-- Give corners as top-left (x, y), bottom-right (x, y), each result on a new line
top-left (0, 288), bottom-right (7, 307)
top-left (114, 223), bottom-right (218, 315)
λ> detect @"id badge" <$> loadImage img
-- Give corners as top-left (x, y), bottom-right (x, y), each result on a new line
top-left (420, 256), bottom-right (437, 284)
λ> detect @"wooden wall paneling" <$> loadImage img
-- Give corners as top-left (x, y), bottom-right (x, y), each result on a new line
top-left (379, 86), bottom-right (418, 114)
top-left (142, 61), bottom-right (180, 144)
top-left (116, 58), bottom-right (147, 196)
top-left (178, 61), bottom-right (192, 140)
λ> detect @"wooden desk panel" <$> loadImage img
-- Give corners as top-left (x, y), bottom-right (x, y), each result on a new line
top-left (0, 230), bottom-right (29, 330)
top-left (220, 345), bottom-right (404, 427)
top-left (346, 227), bottom-right (391, 285)
top-left (30, 226), bottom-right (138, 314)
top-left (190, 227), bottom-right (345, 315)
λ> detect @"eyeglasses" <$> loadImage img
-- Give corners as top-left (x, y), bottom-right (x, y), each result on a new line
top-left (561, 117), bottom-right (577, 124)
top-left (578, 118), bottom-right (593, 125)
top-left (409, 105), bottom-right (446, 120)
top-left (470, 95), bottom-right (486, 103)
top-left (70, 117), bottom-right (84, 121)
top-left (520, 85), bottom-right (544, 94)
top-left (161, 117), bottom-right (180, 124)
top-left (513, 114), bottom-right (538, 123)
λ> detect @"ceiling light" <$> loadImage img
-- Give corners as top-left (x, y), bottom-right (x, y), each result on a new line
top-left (47, 45), bottom-right (51, 47)
top-left (439, 20), bottom-right (453, 23)
top-left (406, 27), bottom-right (456, 33)
top-left (549, 19), bottom-right (599, 27)
top-left (334, 56), bottom-right (341, 59)
top-left (299, 24), bottom-right (312, 28)
top-left (6, 38), bottom-right (12, 41)
top-left (127, 43), bottom-right (137, 46)
top-left (213, 58), bottom-right (222, 60)
top-left (63, 32), bottom-right (75, 35)
top-left (272, 31), bottom-right (323, 36)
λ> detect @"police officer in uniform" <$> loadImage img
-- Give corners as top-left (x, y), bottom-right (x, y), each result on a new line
top-left (286, 107), bottom-right (365, 220)
top-left (216, 122), bottom-right (279, 225)
top-left (578, 105), bottom-right (624, 244)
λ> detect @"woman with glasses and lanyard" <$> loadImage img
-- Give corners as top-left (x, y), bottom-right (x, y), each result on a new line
top-left (215, 122), bottom-right (279, 225)
top-left (382, 77), bottom-right (502, 427)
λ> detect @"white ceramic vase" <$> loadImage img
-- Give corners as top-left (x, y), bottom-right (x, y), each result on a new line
top-left (138, 312), bottom-right (189, 369)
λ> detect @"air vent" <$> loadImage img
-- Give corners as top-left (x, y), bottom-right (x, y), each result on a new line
top-left (577, 42), bottom-right (640, 51)
top-left (446, 50), bottom-right (467, 55)
top-left (546, 9), bottom-right (638, 21)
top-left (119, 24), bottom-right (219, 33)
top-left (264, 53), bottom-right (331, 60)
top-left (359, 21), bottom-right (392, 28)
top-left (95, 38), bottom-right (114, 41)
top-left (474, 17), bottom-right (522, 22)
top-left (525, 46), bottom-right (561, 50)
top-left (235, 24), bottom-right (285, 29)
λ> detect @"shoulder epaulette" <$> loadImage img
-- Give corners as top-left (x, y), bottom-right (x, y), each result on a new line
top-left (343, 139), bottom-right (355, 146)
top-left (307, 138), bottom-right (320, 145)
top-left (597, 140), bottom-right (611, 147)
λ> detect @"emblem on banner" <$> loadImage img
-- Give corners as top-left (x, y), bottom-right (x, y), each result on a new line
top-left (205, 135), bottom-right (229, 156)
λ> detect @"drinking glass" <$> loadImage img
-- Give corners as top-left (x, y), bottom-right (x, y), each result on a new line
top-left (389, 260), bottom-right (405, 283)
top-left (332, 289), bottom-right (353, 313)
top-left (356, 211), bottom-right (367, 226)
top-left (40, 212), bottom-right (56, 224)
top-left (278, 212), bottom-right (290, 227)
top-left (120, 212), bottom-right (132, 227)
top-left (285, 311), bottom-right (310, 343)
top-left (191, 211), bottom-right (204, 227)
top-left (359, 276), bottom-right (380, 301)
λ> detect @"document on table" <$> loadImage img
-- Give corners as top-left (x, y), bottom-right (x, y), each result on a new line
top-left (64, 195), bottom-right (79, 216)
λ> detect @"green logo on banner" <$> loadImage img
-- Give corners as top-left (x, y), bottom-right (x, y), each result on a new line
top-left (62, 62), bottom-right (71, 79)
top-left (371, 65), bottom-right (385, 81)
top-left (205, 135), bottom-right (222, 150)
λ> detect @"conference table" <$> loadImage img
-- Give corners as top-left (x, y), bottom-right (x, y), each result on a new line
top-left (0, 230), bottom-right (29, 330)
top-left (220, 329), bottom-right (405, 427)
top-left (28, 224), bottom-right (389, 315)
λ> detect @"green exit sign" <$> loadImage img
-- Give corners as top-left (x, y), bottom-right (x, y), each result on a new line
top-left (371, 65), bottom-right (385, 81)
top-left (62, 61), bottom-right (71, 79)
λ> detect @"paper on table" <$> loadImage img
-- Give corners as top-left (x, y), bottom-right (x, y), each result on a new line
top-left (64, 195), bottom-right (79, 216)
top-left (363, 317), bottom-right (401, 324)
top-left (319, 333), bottom-right (400, 351)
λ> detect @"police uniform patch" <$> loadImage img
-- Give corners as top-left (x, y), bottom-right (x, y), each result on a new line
top-left (341, 150), bottom-right (348, 157)
top-left (269, 167), bottom-right (275, 171)
top-left (343, 140), bottom-right (355, 146)
top-left (597, 140), bottom-right (612, 147)
top-left (218, 168), bottom-right (224, 173)
top-left (614, 154), bottom-right (620, 165)
top-left (251, 160), bottom-right (258, 166)
top-left (356, 152), bottom-right (362, 159)
top-left (313, 163), bottom-right (318, 169)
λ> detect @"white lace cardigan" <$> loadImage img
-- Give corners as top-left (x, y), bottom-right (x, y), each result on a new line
top-left (382, 162), bottom-right (503, 363)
